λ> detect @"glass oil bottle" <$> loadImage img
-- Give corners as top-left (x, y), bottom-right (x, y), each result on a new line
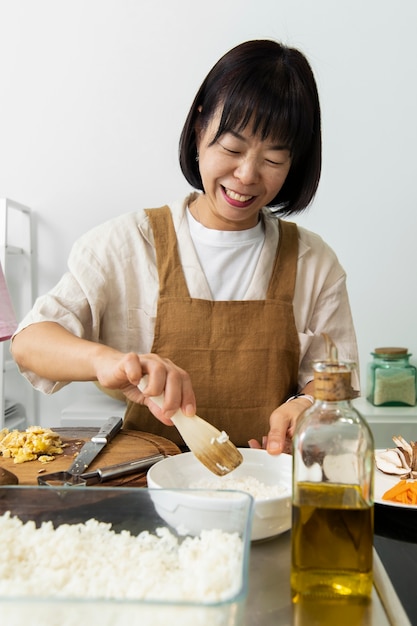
top-left (291, 336), bottom-right (374, 603)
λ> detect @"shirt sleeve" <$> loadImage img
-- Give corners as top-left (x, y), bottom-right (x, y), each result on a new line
top-left (294, 228), bottom-right (360, 392)
top-left (12, 210), bottom-right (159, 394)
top-left (12, 256), bottom-right (106, 393)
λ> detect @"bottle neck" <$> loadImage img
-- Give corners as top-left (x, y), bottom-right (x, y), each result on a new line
top-left (313, 397), bottom-right (352, 405)
top-left (314, 370), bottom-right (355, 402)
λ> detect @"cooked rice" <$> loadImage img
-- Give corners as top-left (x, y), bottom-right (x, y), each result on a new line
top-left (0, 512), bottom-right (243, 602)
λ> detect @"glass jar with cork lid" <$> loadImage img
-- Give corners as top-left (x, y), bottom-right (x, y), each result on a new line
top-left (366, 347), bottom-right (417, 406)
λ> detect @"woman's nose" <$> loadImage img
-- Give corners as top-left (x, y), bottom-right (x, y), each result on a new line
top-left (234, 157), bottom-right (260, 184)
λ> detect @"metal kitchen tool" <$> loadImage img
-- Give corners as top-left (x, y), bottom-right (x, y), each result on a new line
top-left (38, 416), bottom-right (123, 486)
top-left (79, 453), bottom-right (166, 485)
top-left (138, 376), bottom-right (243, 476)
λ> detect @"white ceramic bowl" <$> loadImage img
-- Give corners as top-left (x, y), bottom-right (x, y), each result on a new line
top-left (147, 448), bottom-right (292, 541)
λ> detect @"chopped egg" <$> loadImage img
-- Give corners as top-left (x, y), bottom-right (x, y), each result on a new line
top-left (0, 426), bottom-right (64, 464)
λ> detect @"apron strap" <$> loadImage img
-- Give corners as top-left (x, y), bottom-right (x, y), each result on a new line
top-left (145, 207), bottom-right (190, 298)
top-left (266, 219), bottom-right (298, 302)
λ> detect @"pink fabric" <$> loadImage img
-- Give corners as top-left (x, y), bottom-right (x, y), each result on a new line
top-left (0, 261), bottom-right (17, 341)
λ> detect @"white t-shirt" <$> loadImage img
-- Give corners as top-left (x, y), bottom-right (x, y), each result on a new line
top-left (186, 208), bottom-right (265, 300)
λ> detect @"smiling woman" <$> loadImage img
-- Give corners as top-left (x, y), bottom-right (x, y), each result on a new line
top-left (11, 39), bottom-right (359, 457)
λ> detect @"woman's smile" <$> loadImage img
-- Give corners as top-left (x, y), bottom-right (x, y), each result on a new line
top-left (221, 186), bottom-right (256, 207)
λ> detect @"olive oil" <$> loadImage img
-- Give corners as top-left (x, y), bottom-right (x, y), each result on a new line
top-left (291, 482), bottom-right (373, 601)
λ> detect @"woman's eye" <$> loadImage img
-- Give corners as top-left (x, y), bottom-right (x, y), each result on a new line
top-left (266, 154), bottom-right (290, 166)
top-left (218, 141), bottom-right (240, 154)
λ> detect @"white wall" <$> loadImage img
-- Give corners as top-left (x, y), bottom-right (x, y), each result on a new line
top-left (1, 0), bottom-right (416, 426)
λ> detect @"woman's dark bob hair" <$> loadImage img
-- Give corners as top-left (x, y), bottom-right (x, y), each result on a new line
top-left (179, 39), bottom-right (321, 216)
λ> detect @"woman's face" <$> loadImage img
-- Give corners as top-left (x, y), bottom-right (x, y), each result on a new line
top-left (193, 108), bottom-right (292, 230)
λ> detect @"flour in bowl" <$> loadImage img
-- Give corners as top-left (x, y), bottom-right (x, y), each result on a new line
top-left (190, 475), bottom-right (289, 499)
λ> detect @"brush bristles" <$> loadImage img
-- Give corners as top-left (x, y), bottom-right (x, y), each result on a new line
top-left (195, 442), bottom-right (243, 476)
top-left (171, 414), bottom-right (243, 476)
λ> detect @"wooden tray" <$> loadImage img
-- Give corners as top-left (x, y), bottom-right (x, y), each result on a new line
top-left (0, 428), bottom-right (181, 487)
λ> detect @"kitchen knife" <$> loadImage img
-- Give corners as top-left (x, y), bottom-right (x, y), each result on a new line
top-left (37, 416), bottom-right (123, 486)
top-left (65, 415), bottom-right (123, 477)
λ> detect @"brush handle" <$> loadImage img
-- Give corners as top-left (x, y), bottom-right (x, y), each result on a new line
top-left (137, 376), bottom-right (217, 437)
top-left (137, 375), bottom-right (188, 420)
top-left (138, 376), bottom-right (208, 449)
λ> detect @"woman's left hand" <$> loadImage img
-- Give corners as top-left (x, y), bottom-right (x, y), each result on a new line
top-left (248, 390), bottom-right (314, 455)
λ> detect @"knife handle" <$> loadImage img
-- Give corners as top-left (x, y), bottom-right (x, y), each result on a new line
top-left (92, 416), bottom-right (123, 444)
top-left (94, 454), bottom-right (166, 481)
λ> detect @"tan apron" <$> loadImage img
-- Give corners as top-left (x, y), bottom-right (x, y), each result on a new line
top-left (124, 206), bottom-right (300, 447)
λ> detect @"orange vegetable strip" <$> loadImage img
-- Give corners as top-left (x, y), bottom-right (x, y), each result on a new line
top-left (382, 480), bottom-right (417, 504)
top-left (411, 486), bottom-right (417, 505)
top-left (382, 480), bottom-right (410, 501)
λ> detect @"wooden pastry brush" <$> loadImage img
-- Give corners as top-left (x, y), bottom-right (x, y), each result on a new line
top-left (138, 376), bottom-right (243, 476)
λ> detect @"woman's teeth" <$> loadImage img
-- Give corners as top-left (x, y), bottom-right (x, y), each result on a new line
top-left (225, 188), bottom-right (253, 202)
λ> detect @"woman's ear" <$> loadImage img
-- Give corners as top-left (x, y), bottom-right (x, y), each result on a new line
top-left (194, 105), bottom-right (203, 134)
top-left (194, 106), bottom-right (203, 151)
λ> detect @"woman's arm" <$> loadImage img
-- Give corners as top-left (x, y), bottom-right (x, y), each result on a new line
top-left (12, 321), bottom-right (117, 381)
top-left (11, 321), bottom-right (196, 422)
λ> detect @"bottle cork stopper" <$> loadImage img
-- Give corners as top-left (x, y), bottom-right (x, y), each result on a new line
top-left (314, 333), bottom-right (355, 400)
top-left (314, 369), bottom-right (354, 401)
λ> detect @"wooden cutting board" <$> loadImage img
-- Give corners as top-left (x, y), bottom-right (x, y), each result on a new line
top-left (0, 428), bottom-right (181, 487)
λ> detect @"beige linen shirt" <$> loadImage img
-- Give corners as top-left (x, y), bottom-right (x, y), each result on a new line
top-left (13, 194), bottom-right (360, 393)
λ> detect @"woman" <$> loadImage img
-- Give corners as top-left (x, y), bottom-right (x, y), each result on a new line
top-left (11, 39), bottom-right (359, 453)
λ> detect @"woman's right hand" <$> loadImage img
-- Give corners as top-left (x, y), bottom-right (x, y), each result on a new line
top-left (95, 351), bottom-right (197, 425)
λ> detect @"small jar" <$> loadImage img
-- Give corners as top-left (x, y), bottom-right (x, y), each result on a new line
top-left (366, 347), bottom-right (417, 406)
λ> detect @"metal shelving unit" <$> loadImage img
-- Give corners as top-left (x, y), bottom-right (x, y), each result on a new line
top-left (0, 198), bottom-right (37, 429)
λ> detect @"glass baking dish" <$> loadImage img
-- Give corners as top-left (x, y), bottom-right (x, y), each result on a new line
top-left (0, 486), bottom-right (253, 626)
